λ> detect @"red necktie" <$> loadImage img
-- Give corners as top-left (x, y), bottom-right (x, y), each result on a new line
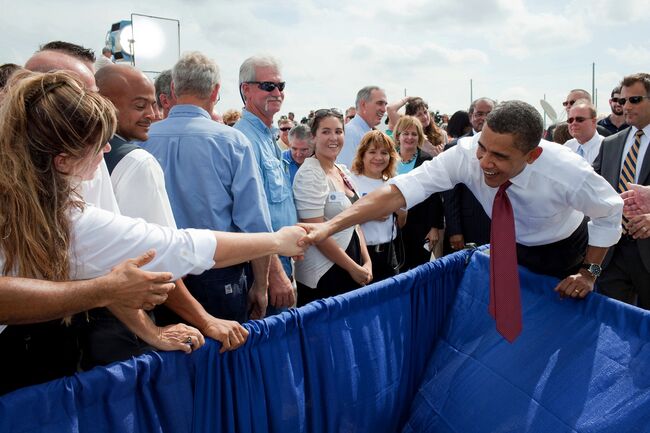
top-left (489, 180), bottom-right (522, 342)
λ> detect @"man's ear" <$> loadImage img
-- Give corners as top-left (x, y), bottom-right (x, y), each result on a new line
top-left (210, 83), bottom-right (221, 104)
top-left (526, 146), bottom-right (543, 164)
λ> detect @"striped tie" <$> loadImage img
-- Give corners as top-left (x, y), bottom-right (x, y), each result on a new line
top-left (618, 130), bottom-right (644, 232)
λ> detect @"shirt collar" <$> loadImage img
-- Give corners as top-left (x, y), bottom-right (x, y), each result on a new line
top-left (581, 131), bottom-right (602, 148)
top-left (168, 104), bottom-right (211, 119)
top-left (242, 109), bottom-right (273, 133)
top-left (350, 114), bottom-right (372, 131)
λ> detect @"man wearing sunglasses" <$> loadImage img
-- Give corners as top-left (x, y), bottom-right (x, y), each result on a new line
top-left (235, 55), bottom-right (298, 312)
top-left (594, 73), bottom-right (650, 310)
top-left (597, 86), bottom-right (629, 135)
top-left (277, 117), bottom-right (294, 150)
top-left (564, 100), bottom-right (603, 165)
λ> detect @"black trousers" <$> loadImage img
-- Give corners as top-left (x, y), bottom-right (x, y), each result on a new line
top-left (0, 321), bottom-right (79, 395)
top-left (597, 236), bottom-right (650, 309)
top-left (515, 218), bottom-right (588, 279)
top-left (367, 241), bottom-right (398, 282)
top-left (297, 231), bottom-right (362, 307)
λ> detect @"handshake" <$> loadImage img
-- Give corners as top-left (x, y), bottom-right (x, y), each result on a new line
top-left (275, 222), bottom-right (331, 258)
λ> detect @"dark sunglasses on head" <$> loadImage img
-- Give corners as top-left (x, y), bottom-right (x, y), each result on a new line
top-left (279, 127), bottom-right (292, 132)
top-left (314, 108), bottom-right (344, 119)
top-left (567, 116), bottom-right (592, 124)
top-left (562, 99), bottom-right (576, 107)
top-left (616, 96), bottom-right (648, 105)
top-left (245, 81), bottom-right (286, 92)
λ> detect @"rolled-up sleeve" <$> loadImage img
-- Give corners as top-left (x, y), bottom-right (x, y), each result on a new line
top-left (572, 171), bottom-right (623, 247)
top-left (71, 206), bottom-right (217, 280)
top-left (389, 150), bottom-right (458, 210)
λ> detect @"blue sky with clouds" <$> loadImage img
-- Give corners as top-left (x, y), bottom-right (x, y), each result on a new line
top-left (2, 0), bottom-right (648, 125)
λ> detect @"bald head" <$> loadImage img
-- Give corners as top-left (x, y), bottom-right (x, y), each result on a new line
top-left (96, 64), bottom-right (157, 141)
top-left (25, 50), bottom-right (97, 91)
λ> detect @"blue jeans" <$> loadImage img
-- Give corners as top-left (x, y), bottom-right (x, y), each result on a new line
top-left (184, 263), bottom-right (252, 323)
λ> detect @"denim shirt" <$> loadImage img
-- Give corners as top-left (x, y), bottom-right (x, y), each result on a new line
top-left (235, 110), bottom-right (298, 277)
top-left (142, 105), bottom-right (272, 234)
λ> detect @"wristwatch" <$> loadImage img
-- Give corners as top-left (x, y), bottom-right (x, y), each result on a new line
top-left (580, 263), bottom-right (602, 278)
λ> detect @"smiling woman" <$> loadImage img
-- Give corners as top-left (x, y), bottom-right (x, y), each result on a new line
top-left (293, 109), bottom-right (373, 305)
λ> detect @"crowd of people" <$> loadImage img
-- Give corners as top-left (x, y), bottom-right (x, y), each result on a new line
top-left (1, 40), bottom-right (649, 395)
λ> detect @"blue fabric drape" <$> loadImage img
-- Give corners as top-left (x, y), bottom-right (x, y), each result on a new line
top-left (0, 251), bottom-right (468, 433)
top-left (403, 251), bottom-right (650, 433)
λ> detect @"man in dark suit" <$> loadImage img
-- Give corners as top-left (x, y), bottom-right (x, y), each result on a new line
top-left (442, 97), bottom-right (494, 253)
top-left (594, 73), bottom-right (650, 309)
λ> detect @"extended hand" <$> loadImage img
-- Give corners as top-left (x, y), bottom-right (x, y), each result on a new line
top-left (621, 183), bottom-right (650, 216)
top-left (297, 222), bottom-right (330, 247)
top-left (276, 226), bottom-right (308, 258)
top-left (449, 234), bottom-right (465, 251)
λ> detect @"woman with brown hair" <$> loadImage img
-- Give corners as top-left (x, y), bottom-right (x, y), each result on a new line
top-left (293, 108), bottom-right (373, 306)
top-left (350, 130), bottom-right (405, 281)
top-left (0, 70), bottom-right (306, 392)
top-left (393, 116), bottom-right (444, 270)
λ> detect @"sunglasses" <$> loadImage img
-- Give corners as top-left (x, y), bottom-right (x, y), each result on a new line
top-left (562, 99), bottom-right (576, 107)
top-left (346, 115), bottom-right (355, 120)
top-left (615, 96), bottom-right (648, 105)
top-left (245, 81), bottom-right (286, 92)
top-left (279, 127), bottom-right (292, 132)
top-left (314, 108), bottom-right (344, 119)
top-left (567, 116), bottom-right (592, 124)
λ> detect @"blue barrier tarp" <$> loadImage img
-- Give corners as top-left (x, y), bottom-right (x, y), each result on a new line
top-left (403, 251), bottom-right (650, 433)
top-left (0, 251), bottom-right (468, 433)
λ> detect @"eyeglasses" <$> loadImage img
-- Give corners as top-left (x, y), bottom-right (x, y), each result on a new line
top-left (611, 97), bottom-right (622, 105)
top-left (562, 100), bottom-right (577, 107)
top-left (567, 116), bottom-right (592, 124)
top-left (279, 127), bottom-right (292, 132)
top-left (346, 115), bottom-right (355, 120)
top-left (245, 81), bottom-right (286, 92)
top-left (615, 96), bottom-right (649, 105)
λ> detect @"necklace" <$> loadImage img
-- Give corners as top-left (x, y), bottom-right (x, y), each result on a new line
top-left (400, 153), bottom-right (416, 164)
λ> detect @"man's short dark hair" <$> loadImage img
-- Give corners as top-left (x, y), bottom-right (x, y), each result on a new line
top-left (485, 100), bottom-right (543, 153)
top-left (39, 41), bottom-right (96, 63)
top-left (611, 85), bottom-right (622, 98)
top-left (621, 73), bottom-right (650, 96)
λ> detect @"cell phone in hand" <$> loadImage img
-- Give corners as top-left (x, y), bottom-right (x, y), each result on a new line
top-left (423, 239), bottom-right (431, 252)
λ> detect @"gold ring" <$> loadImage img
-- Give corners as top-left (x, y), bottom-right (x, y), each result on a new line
top-left (573, 289), bottom-right (580, 294)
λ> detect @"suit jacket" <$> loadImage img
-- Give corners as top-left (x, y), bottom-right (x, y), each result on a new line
top-left (593, 128), bottom-right (650, 271)
top-left (400, 149), bottom-right (444, 270)
top-left (441, 132), bottom-right (491, 249)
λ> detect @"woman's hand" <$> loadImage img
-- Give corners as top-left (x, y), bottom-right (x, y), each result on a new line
top-left (347, 263), bottom-right (372, 286)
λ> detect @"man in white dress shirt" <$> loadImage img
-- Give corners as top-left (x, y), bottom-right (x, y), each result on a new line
top-left (564, 100), bottom-right (604, 165)
top-left (337, 86), bottom-right (388, 168)
top-left (301, 101), bottom-right (623, 298)
top-left (93, 64), bottom-right (249, 368)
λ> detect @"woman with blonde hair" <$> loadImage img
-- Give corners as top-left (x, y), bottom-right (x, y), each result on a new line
top-left (0, 70), bottom-right (305, 393)
top-left (393, 116), bottom-right (444, 270)
top-left (350, 130), bottom-right (405, 281)
top-left (387, 96), bottom-right (447, 156)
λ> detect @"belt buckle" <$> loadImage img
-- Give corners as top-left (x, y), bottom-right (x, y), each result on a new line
top-left (374, 244), bottom-right (385, 253)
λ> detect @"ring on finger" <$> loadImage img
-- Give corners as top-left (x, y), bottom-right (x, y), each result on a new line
top-left (185, 336), bottom-right (193, 347)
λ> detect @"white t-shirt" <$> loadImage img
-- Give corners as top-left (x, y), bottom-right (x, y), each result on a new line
top-left (350, 174), bottom-right (396, 245)
top-left (293, 158), bottom-right (356, 288)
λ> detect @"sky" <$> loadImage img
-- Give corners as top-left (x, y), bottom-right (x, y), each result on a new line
top-left (2, 0), bottom-right (649, 126)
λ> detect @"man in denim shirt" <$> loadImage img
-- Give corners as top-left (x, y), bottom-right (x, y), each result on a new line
top-left (235, 55), bottom-right (298, 311)
top-left (143, 52), bottom-right (273, 322)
